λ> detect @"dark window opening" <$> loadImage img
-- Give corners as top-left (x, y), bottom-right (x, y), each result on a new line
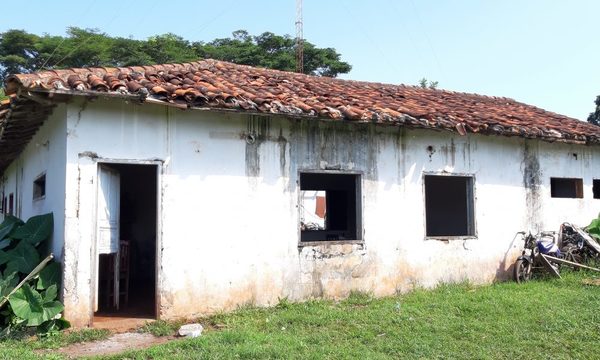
top-left (33, 174), bottom-right (46, 200)
top-left (424, 175), bottom-right (475, 237)
top-left (594, 180), bottom-right (600, 199)
top-left (550, 178), bottom-right (583, 198)
top-left (300, 173), bottom-right (361, 242)
top-left (8, 193), bottom-right (14, 216)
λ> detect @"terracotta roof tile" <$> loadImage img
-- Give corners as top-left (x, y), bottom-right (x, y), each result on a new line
top-left (3, 59), bottom-right (600, 145)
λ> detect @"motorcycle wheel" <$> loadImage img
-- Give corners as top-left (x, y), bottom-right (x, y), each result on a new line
top-left (514, 259), bottom-right (532, 283)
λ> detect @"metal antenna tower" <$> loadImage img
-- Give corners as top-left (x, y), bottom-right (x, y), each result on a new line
top-left (295, 0), bottom-right (304, 74)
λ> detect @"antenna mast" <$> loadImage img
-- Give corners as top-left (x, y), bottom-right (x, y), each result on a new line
top-left (295, 0), bottom-right (304, 74)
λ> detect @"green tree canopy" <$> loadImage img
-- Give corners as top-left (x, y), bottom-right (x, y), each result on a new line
top-left (0, 28), bottom-right (351, 84)
top-left (588, 95), bottom-right (600, 126)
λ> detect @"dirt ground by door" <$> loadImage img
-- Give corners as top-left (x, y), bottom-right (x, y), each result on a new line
top-left (54, 332), bottom-right (174, 358)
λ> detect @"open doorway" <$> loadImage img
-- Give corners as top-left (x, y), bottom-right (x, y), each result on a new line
top-left (95, 163), bottom-right (158, 322)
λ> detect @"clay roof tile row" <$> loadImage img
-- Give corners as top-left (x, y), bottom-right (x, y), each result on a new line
top-left (2, 59), bottom-right (600, 151)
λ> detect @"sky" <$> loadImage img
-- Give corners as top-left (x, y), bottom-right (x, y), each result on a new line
top-left (1, 0), bottom-right (599, 120)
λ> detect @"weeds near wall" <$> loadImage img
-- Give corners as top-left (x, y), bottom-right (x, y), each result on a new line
top-left (0, 213), bottom-right (69, 337)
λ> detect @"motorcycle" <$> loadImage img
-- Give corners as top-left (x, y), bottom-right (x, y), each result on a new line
top-left (514, 230), bottom-right (561, 283)
top-left (559, 222), bottom-right (600, 267)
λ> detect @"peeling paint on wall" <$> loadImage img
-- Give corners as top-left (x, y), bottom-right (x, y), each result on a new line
top-left (299, 243), bottom-right (370, 298)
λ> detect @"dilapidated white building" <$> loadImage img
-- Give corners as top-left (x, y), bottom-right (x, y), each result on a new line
top-left (1, 60), bottom-right (599, 327)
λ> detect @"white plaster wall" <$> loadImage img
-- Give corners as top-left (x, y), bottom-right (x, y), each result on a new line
top-left (60, 98), bottom-right (600, 326)
top-left (0, 105), bottom-right (67, 259)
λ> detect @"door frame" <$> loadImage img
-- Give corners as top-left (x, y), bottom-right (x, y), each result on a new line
top-left (90, 159), bottom-right (163, 323)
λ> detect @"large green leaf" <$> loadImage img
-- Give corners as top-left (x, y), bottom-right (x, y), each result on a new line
top-left (9, 284), bottom-right (43, 323)
top-left (9, 284), bottom-right (63, 326)
top-left (4, 241), bottom-right (40, 275)
top-left (0, 222), bottom-right (16, 242)
top-left (37, 262), bottom-right (61, 290)
top-left (43, 285), bottom-right (58, 303)
top-left (10, 213), bottom-right (53, 246)
top-left (37, 317), bottom-right (71, 336)
top-left (587, 217), bottom-right (600, 238)
top-left (0, 250), bottom-right (10, 266)
top-left (0, 271), bottom-right (18, 299)
top-left (0, 238), bottom-right (11, 250)
top-left (0, 215), bottom-right (23, 241)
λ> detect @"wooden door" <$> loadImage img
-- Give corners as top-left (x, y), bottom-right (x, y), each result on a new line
top-left (96, 165), bottom-right (120, 310)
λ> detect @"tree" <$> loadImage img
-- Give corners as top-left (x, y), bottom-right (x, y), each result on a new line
top-left (143, 33), bottom-right (197, 65)
top-left (418, 78), bottom-right (438, 89)
top-left (0, 28), bottom-right (352, 83)
top-left (0, 30), bottom-right (39, 81)
top-left (588, 95), bottom-right (600, 126)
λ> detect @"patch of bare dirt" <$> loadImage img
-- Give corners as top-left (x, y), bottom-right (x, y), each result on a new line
top-left (582, 278), bottom-right (600, 286)
top-left (55, 332), bottom-right (174, 358)
top-left (93, 315), bottom-right (154, 333)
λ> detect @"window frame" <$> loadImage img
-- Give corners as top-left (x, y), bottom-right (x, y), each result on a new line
top-left (422, 172), bottom-right (477, 240)
top-left (297, 170), bottom-right (363, 247)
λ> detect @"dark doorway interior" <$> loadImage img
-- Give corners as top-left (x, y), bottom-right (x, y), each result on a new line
top-left (96, 164), bottom-right (157, 319)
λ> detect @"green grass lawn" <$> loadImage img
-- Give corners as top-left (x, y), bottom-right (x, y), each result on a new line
top-left (2, 271), bottom-right (600, 359)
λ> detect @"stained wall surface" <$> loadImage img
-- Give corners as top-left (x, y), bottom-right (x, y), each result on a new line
top-left (57, 98), bottom-right (600, 326)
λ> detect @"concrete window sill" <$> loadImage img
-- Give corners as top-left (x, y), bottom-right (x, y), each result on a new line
top-left (298, 239), bottom-right (365, 248)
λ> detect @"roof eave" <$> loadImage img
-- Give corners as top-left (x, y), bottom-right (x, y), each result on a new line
top-left (0, 85), bottom-right (598, 178)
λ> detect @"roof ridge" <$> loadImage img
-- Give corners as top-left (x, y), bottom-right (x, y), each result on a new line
top-left (5, 58), bottom-right (519, 103)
